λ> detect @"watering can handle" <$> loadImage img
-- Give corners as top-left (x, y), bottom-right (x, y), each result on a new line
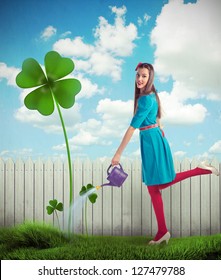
top-left (107, 163), bottom-right (123, 175)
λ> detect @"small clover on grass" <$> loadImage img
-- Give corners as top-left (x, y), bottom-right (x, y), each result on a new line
top-left (46, 199), bottom-right (63, 231)
top-left (46, 199), bottom-right (63, 214)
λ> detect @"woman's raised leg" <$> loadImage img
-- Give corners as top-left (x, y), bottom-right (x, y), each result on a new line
top-left (158, 164), bottom-right (218, 190)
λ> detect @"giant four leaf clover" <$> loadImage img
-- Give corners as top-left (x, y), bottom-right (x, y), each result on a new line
top-left (16, 51), bottom-right (81, 116)
top-left (16, 51), bottom-right (81, 235)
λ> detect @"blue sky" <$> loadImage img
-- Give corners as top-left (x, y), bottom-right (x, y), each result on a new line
top-left (0, 0), bottom-right (221, 162)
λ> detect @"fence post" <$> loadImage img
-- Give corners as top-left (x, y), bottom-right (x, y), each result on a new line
top-left (34, 158), bottom-right (44, 223)
top-left (102, 158), bottom-right (112, 235)
top-left (5, 159), bottom-right (15, 227)
top-left (131, 158), bottom-right (142, 236)
top-left (43, 159), bottom-right (54, 225)
top-left (190, 158), bottom-right (201, 236)
top-left (15, 159), bottom-right (25, 225)
top-left (122, 159), bottom-right (132, 236)
top-left (92, 158), bottom-right (103, 236)
top-left (210, 159), bottom-right (220, 234)
top-left (180, 158), bottom-right (191, 237)
top-left (53, 159), bottom-right (64, 230)
top-left (82, 158), bottom-right (93, 235)
top-left (72, 158), bottom-right (83, 234)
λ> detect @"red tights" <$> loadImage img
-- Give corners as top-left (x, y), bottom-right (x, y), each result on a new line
top-left (147, 167), bottom-right (211, 241)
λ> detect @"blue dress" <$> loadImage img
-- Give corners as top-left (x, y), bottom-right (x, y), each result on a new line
top-left (130, 94), bottom-right (175, 186)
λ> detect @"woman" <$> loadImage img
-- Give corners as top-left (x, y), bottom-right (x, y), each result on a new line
top-left (111, 62), bottom-right (219, 245)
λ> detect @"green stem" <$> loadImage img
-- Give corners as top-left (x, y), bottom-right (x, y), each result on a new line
top-left (54, 97), bottom-right (73, 236)
top-left (55, 210), bottom-right (61, 232)
top-left (85, 198), bottom-right (88, 237)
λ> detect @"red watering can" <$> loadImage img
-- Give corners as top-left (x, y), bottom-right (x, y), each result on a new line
top-left (96, 164), bottom-right (128, 190)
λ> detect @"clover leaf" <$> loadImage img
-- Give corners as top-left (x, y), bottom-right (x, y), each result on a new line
top-left (16, 51), bottom-right (81, 116)
top-left (88, 193), bottom-right (98, 204)
top-left (46, 199), bottom-right (63, 231)
top-left (79, 186), bottom-right (87, 196)
top-left (46, 199), bottom-right (63, 215)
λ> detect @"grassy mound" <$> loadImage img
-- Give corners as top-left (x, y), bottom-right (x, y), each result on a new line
top-left (0, 223), bottom-right (220, 260)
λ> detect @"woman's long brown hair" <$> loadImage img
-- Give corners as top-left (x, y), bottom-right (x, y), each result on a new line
top-left (133, 63), bottom-right (161, 119)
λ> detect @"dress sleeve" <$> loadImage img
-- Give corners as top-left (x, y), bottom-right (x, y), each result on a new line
top-left (130, 95), bottom-right (153, 129)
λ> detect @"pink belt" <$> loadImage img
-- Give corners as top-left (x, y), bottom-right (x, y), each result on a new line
top-left (139, 124), bottom-right (158, 131)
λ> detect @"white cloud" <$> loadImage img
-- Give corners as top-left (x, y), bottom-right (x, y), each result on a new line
top-left (88, 52), bottom-right (123, 81)
top-left (75, 73), bottom-right (105, 99)
top-left (40, 25), bottom-right (57, 41)
top-left (94, 6), bottom-right (137, 57)
top-left (0, 150), bottom-right (10, 156)
top-left (174, 151), bottom-right (186, 158)
top-left (14, 102), bottom-right (81, 134)
top-left (138, 13), bottom-right (151, 26)
top-left (53, 5), bottom-right (138, 81)
top-left (151, 0), bottom-right (221, 100)
top-left (15, 92), bottom-right (129, 150)
top-left (96, 98), bottom-right (133, 137)
top-left (209, 140), bottom-right (221, 154)
top-left (76, 98), bottom-right (133, 142)
top-left (0, 62), bottom-right (19, 87)
top-left (197, 133), bottom-right (205, 143)
top-left (60, 31), bottom-right (72, 38)
top-left (0, 148), bottom-right (33, 158)
top-left (159, 90), bottom-right (207, 125)
top-left (137, 17), bottom-right (143, 27)
top-left (15, 105), bottom-right (44, 124)
top-left (110, 5), bottom-right (127, 18)
top-left (162, 100), bottom-right (207, 125)
top-left (159, 81), bottom-right (207, 126)
top-left (53, 37), bottom-right (94, 58)
top-left (70, 130), bottom-right (99, 146)
top-left (144, 13), bottom-right (151, 23)
top-left (183, 141), bottom-right (191, 147)
top-left (54, 98), bottom-right (134, 151)
top-left (96, 98), bottom-right (132, 118)
top-left (131, 148), bottom-right (140, 157)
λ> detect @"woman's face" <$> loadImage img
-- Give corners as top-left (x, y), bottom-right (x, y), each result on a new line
top-left (136, 67), bottom-right (149, 93)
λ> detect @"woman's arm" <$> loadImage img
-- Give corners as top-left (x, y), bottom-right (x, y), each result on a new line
top-left (111, 126), bottom-right (136, 165)
top-left (157, 117), bottom-right (163, 129)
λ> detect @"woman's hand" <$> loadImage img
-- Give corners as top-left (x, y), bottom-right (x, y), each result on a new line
top-left (111, 153), bottom-right (121, 166)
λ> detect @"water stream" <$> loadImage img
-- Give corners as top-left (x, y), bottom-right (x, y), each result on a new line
top-left (62, 187), bottom-right (98, 234)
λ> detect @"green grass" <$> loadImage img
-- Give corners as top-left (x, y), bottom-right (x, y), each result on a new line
top-left (0, 223), bottom-right (221, 260)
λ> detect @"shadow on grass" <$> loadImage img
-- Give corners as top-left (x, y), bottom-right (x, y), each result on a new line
top-left (0, 223), bottom-right (220, 260)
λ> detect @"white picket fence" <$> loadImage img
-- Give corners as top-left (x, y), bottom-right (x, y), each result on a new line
top-left (0, 157), bottom-right (220, 237)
